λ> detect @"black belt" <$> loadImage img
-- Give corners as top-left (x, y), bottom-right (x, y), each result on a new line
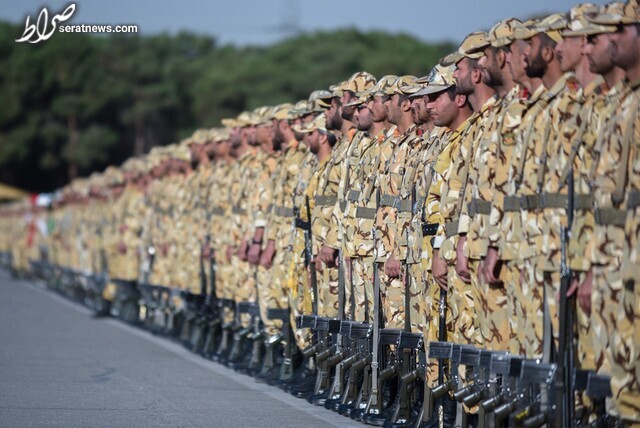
top-left (521, 193), bottom-right (568, 210)
top-left (444, 220), bottom-right (459, 238)
top-left (503, 196), bottom-right (521, 212)
top-left (211, 206), bottom-right (225, 216)
top-left (594, 208), bottom-right (626, 226)
top-left (355, 206), bottom-right (377, 219)
top-left (347, 190), bottom-right (361, 202)
top-left (422, 222), bottom-right (438, 236)
top-left (574, 194), bottom-right (593, 210)
top-left (232, 206), bottom-right (247, 215)
top-left (467, 198), bottom-right (491, 216)
top-left (628, 190), bottom-right (640, 209)
top-left (315, 195), bottom-right (337, 206)
top-left (379, 194), bottom-right (412, 212)
top-left (276, 206), bottom-right (295, 218)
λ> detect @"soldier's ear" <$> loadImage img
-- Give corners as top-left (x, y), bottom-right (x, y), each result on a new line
top-left (401, 98), bottom-right (412, 112)
top-left (455, 94), bottom-right (468, 108)
top-left (496, 49), bottom-right (507, 69)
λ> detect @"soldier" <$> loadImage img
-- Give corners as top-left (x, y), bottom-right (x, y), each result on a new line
top-left (586, 1), bottom-right (640, 424)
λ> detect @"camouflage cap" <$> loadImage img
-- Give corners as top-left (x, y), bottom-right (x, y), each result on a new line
top-left (344, 88), bottom-right (372, 107)
top-left (530, 13), bottom-right (569, 42)
top-left (458, 31), bottom-right (490, 59)
top-left (211, 127), bottom-right (231, 142)
top-left (383, 75), bottom-right (418, 95)
top-left (308, 90), bottom-right (333, 112)
top-left (221, 117), bottom-right (240, 128)
top-left (269, 103), bottom-right (295, 121)
top-left (237, 111), bottom-right (260, 127)
top-left (588, 0), bottom-right (640, 24)
top-left (289, 100), bottom-right (312, 119)
top-left (169, 144), bottom-right (192, 163)
top-left (398, 80), bottom-right (426, 98)
top-left (293, 114), bottom-right (328, 134)
top-left (253, 105), bottom-right (274, 126)
top-left (512, 19), bottom-right (540, 41)
top-left (440, 51), bottom-right (464, 67)
top-left (489, 18), bottom-right (523, 47)
top-left (190, 129), bottom-right (210, 145)
top-left (104, 166), bottom-right (125, 187)
top-left (562, 3), bottom-right (615, 36)
top-left (329, 71), bottom-right (377, 96)
top-left (413, 64), bottom-right (457, 97)
top-left (368, 75), bottom-right (399, 97)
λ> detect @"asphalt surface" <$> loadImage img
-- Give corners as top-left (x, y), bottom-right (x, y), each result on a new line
top-left (0, 271), bottom-right (358, 428)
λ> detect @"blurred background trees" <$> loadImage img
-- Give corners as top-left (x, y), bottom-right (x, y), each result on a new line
top-left (0, 22), bottom-right (454, 192)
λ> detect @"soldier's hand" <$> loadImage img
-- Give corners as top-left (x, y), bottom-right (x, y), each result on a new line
top-left (247, 243), bottom-right (261, 265)
top-left (432, 249), bottom-right (448, 291)
top-left (455, 236), bottom-right (471, 284)
top-left (225, 245), bottom-right (234, 262)
top-left (259, 240), bottom-right (276, 269)
top-left (577, 268), bottom-right (593, 315)
top-left (160, 243), bottom-right (169, 257)
top-left (481, 247), bottom-right (502, 285)
top-left (314, 257), bottom-right (323, 272)
top-left (384, 255), bottom-right (401, 278)
top-left (202, 245), bottom-right (211, 260)
top-left (237, 239), bottom-right (249, 261)
top-left (319, 246), bottom-right (337, 267)
top-left (117, 241), bottom-right (127, 255)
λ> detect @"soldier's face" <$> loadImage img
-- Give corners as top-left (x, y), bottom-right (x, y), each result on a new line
top-left (609, 24), bottom-right (640, 72)
top-left (355, 105), bottom-right (373, 131)
top-left (410, 97), bottom-right (430, 125)
top-left (309, 130), bottom-right (321, 154)
top-left (341, 91), bottom-right (356, 121)
top-left (256, 125), bottom-right (271, 145)
top-left (326, 98), bottom-right (344, 130)
top-left (371, 96), bottom-right (388, 122)
top-left (524, 36), bottom-right (546, 79)
top-left (293, 118), bottom-right (305, 141)
top-left (426, 90), bottom-right (456, 128)
top-left (481, 47), bottom-right (504, 87)
top-left (454, 58), bottom-right (475, 95)
top-left (385, 94), bottom-right (402, 125)
top-left (586, 33), bottom-right (616, 75)
top-left (556, 36), bottom-right (584, 73)
top-left (508, 40), bottom-right (529, 84)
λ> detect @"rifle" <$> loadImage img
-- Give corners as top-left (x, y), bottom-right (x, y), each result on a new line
top-left (362, 188), bottom-right (384, 419)
top-left (337, 322), bottom-right (373, 415)
top-left (555, 164), bottom-right (576, 428)
top-left (302, 195), bottom-right (318, 315)
top-left (514, 360), bottom-right (557, 427)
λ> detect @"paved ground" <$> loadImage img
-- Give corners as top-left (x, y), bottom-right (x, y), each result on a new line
top-left (0, 271), bottom-right (358, 427)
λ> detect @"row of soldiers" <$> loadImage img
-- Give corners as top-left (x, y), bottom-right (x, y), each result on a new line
top-left (2, 1), bottom-right (640, 426)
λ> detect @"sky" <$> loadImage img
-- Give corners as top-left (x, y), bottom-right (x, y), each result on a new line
top-left (2, 0), bottom-right (612, 46)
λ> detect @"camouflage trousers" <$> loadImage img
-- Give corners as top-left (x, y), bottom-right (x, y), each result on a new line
top-left (285, 257), bottom-right (312, 351)
top-left (256, 265), bottom-right (278, 335)
top-left (610, 277), bottom-right (640, 424)
top-left (592, 263), bottom-right (640, 421)
top-left (447, 265), bottom-right (477, 346)
top-left (377, 261), bottom-right (424, 332)
top-left (347, 256), bottom-right (375, 322)
top-left (421, 267), bottom-right (452, 389)
top-left (520, 258), bottom-right (545, 359)
top-left (469, 259), bottom-right (509, 350)
top-left (233, 259), bottom-right (257, 328)
top-left (503, 260), bottom-right (526, 356)
top-left (262, 247), bottom-right (291, 334)
top-left (317, 265), bottom-right (340, 318)
top-left (573, 270), bottom-right (596, 371)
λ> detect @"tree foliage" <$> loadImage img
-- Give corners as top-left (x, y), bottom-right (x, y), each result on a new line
top-left (0, 21), bottom-right (455, 192)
